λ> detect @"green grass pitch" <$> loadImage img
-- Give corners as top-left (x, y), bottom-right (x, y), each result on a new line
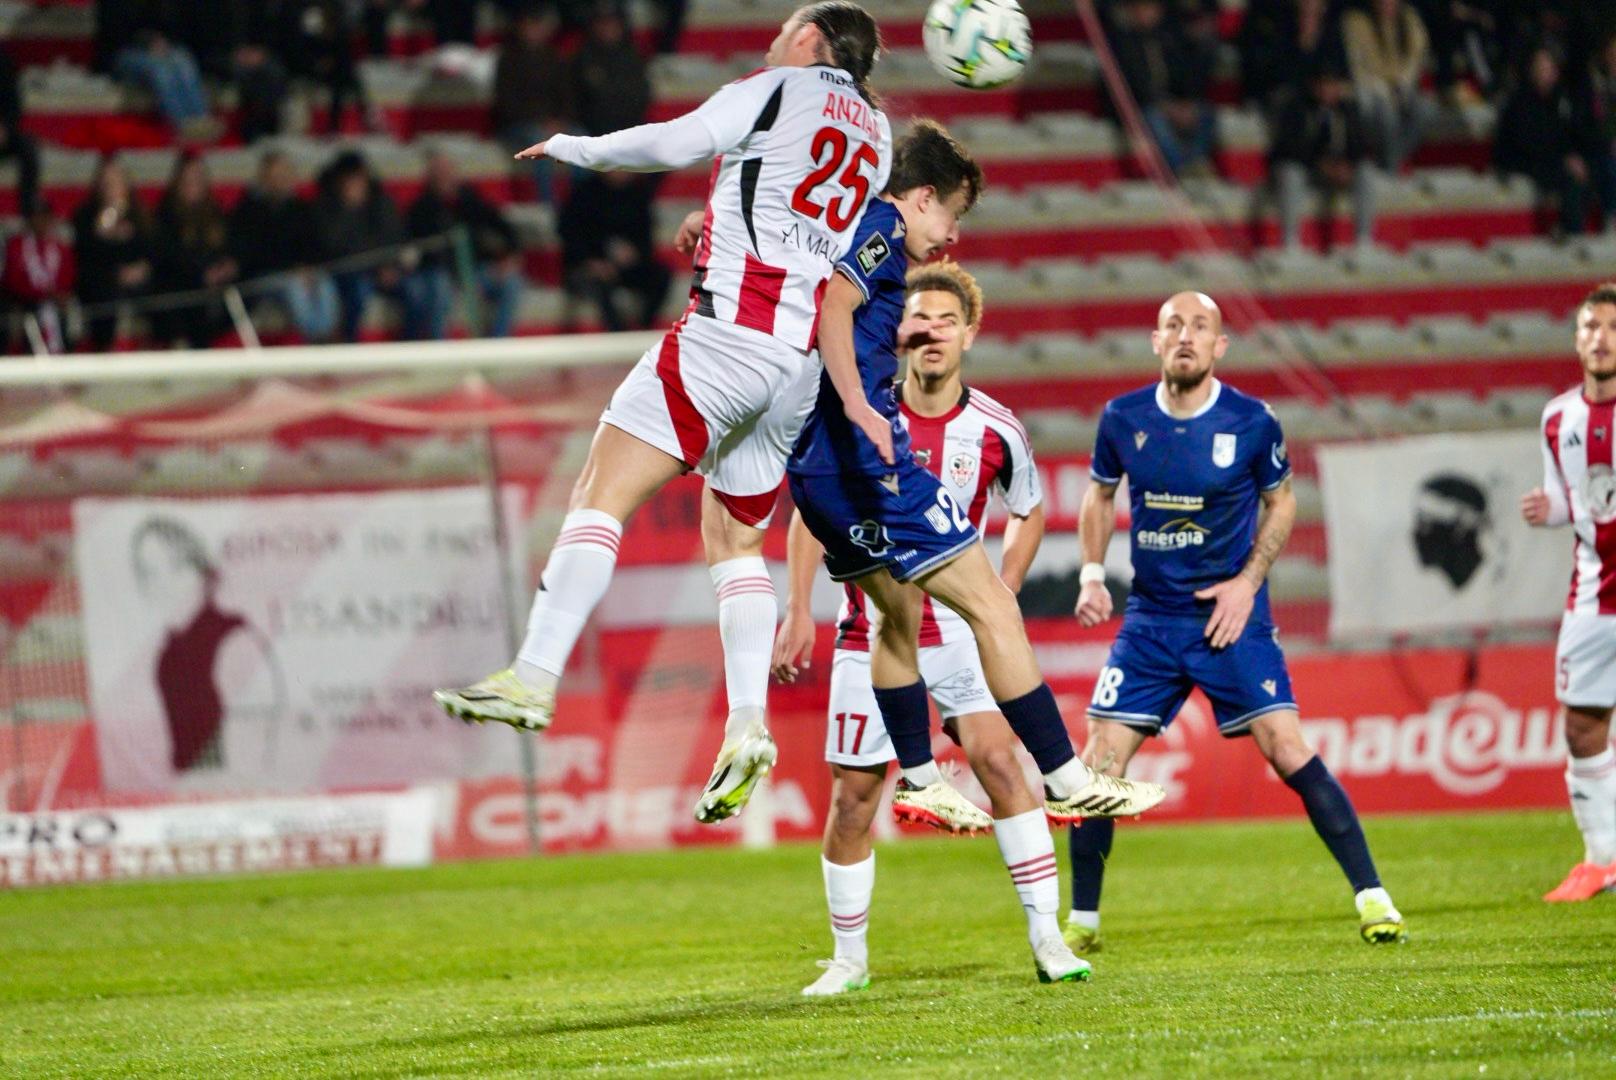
top-left (2, 809), bottom-right (1613, 1078)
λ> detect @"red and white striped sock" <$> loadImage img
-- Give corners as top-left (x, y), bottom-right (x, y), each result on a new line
top-left (996, 808), bottom-right (1061, 949)
top-left (822, 853), bottom-right (873, 966)
top-left (710, 556), bottom-right (776, 740)
top-left (1568, 745), bottom-right (1616, 865)
top-left (514, 509), bottom-right (622, 691)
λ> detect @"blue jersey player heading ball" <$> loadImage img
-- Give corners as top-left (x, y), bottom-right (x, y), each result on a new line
top-left (786, 122), bottom-right (1167, 986)
top-left (1067, 290), bottom-right (1406, 953)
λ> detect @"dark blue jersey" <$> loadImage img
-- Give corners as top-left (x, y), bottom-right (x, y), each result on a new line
top-left (1091, 379), bottom-right (1290, 621)
top-left (788, 199), bottom-right (911, 477)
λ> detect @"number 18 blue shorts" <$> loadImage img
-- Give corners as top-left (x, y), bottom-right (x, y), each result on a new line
top-left (1088, 613), bottom-right (1297, 737)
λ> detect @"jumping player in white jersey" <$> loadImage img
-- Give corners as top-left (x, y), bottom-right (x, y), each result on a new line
top-left (434, 4), bottom-right (892, 825)
top-left (774, 261), bottom-right (1051, 994)
top-left (1068, 291), bottom-right (1405, 951)
top-left (1522, 282), bottom-right (1616, 902)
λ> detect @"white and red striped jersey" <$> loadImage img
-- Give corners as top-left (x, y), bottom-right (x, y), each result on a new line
top-left (686, 67), bottom-right (891, 351)
top-left (1541, 387), bottom-right (1616, 612)
top-left (545, 65), bottom-right (890, 352)
top-left (836, 387), bottom-right (1043, 651)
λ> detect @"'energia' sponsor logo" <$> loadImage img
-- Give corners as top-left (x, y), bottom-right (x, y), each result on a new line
top-left (1137, 518), bottom-right (1209, 550)
top-left (1299, 691), bottom-right (1562, 796)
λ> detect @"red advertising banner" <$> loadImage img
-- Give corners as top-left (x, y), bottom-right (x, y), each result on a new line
top-left (435, 631), bottom-right (1569, 858)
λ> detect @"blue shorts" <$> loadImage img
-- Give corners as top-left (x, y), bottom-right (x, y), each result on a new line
top-left (1088, 614), bottom-right (1297, 737)
top-left (789, 460), bottom-right (978, 583)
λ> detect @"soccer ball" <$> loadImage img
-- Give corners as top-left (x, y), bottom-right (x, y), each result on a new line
top-left (923, 0), bottom-right (1033, 91)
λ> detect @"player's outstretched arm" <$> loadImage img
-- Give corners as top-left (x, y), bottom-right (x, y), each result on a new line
top-left (772, 508), bottom-right (825, 684)
top-left (1000, 503), bottom-right (1046, 595)
top-left (526, 72), bottom-right (787, 173)
top-left (1526, 422), bottom-right (1572, 527)
top-left (1076, 480), bottom-right (1118, 626)
top-left (819, 272), bottom-right (895, 464)
top-left (1197, 475), bottom-right (1296, 648)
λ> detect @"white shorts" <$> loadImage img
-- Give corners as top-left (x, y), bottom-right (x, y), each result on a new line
top-left (1555, 611), bottom-right (1616, 709)
top-left (600, 313), bottom-right (818, 528)
top-left (824, 640), bottom-right (996, 767)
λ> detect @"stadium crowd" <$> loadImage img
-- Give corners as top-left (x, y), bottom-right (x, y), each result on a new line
top-left (2, 0), bottom-right (1616, 353)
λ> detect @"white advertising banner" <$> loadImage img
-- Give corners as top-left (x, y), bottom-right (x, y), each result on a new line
top-left (72, 489), bottom-right (519, 796)
top-left (0, 789), bottom-right (437, 888)
top-left (1319, 432), bottom-right (1569, 639)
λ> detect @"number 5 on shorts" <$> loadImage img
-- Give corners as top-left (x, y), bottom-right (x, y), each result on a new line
top-left (1092, 666), bottom-right (1125, 708)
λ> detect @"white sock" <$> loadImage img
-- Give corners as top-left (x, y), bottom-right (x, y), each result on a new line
top-left (994, 808), bottom-right (1061, 949)
top-left (1045, 759), bottom-right (1092, 800)
top-left (1067, 909), bottom-right (1100, 931)
top-left (711, 557), bottom-right (776, 740)
top-left (900, 761), bottom-right (943, 788)
top-left (514, 509), bottom-right (622, 690)
top-left (1567, 745), bottom-right (1616, 864)
top-left (822, 854), bottom-right (873, 966)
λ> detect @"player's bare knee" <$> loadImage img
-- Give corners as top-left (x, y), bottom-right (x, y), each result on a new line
top-left (828, 768), bottom-right (884, 837)
top-left (1564, 706), bottom-right (1613, 757)
top-left (700, 494), bottom-right (764, 564)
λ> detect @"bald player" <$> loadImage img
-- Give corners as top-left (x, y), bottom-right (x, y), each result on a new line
top-left (1065, 291), bottom-right (1406, 950)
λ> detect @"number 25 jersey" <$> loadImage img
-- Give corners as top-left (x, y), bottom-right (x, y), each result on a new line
top-left (680, 65), bottom-right (891, 352)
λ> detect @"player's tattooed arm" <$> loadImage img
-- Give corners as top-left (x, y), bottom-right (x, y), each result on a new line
top-left (999, 503), bottom-right (1046, 594)
top-left (1199, 476), bottom-right (1293, 648)
top-left (1076, 480), bottom-right (1118, 626)
top-left (1240, 475), bottom-right (1296, 589)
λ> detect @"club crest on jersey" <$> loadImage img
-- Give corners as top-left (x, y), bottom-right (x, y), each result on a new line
top-left (855, 232), bottom-right (890, 276)
top-left (1261, 679), bottom-right (1277, 696)
top-left (1587, 463), bottom-right (1616, 524)
top-left (950, 452), bottom-right (977, 486)
top-left (1134, 431), bottom-right (1148, 450)
top-left (1212, 433), bottom-right (1236, 468)
top-left (850, 520), bottom-right (894, 557)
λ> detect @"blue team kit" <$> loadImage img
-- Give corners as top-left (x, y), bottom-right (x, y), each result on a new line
top-left (788, 200), bottom-right (980, 582)
top-left (1087, 380), bottom-right (1298, 736)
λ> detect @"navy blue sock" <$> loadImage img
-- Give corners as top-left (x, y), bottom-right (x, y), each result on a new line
top-left (1068, 818), bottom-right (1114, 912)
top-left (872, 681), bottom-right (933, 769)
top-left (1283, 755), bottom-right (1381, 892)
top-left (995, 683), bottom-right (1076, 774)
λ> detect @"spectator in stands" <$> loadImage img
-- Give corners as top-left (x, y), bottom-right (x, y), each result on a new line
top-left (278, 0), bottom-right (381, 133)
top-left (1495, 46), bottom-right (1589, 237)
top-left (151, 153), bottom-right (238, 348)
top-left (230, 149), bottom-right (340, 342)
top-left (1240, 0), bottom-right (1350, 115)
top-left (1580, 35), bottom-right (1616, 232)
top-left (404, 150), bottom-right (525, 339)
top-left (2, 205), bottom-right (75, 355)
top-left (112, 2), bottom-right (223, 142)
top-left (312, 150), bottom-right (413, 342)
top-left (185, 2), bottom-right (291, 144)
top-left (0, 48), bottom-right (40, 216)
top-left (494, 7), bottom-right (572, 206)
top-left (648, 0), bottom-right (689, 54)
top-left (1414, 0), bottom-right (1506, 101)
top-left (73, 157), bottom-right (155, 353)
top-left (569, 4), bottom-right (652, 137)
top-left (1108, 0), bottom-right (1221, 177)
top-left (1269, 60), bottom-right (1378, 249)
top-left (1342, 0), bottom-right (1435, 170)
top-left (558, 170), bottom-right (670, 332)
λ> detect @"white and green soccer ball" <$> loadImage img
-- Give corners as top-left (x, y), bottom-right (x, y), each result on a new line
top-left (923, 0), bottom-right (1033, 90)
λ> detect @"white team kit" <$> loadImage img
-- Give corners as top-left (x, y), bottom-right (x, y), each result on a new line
top-left (826, 389), bottom-right (1043, 765)
top-left (547, 65), bottom-right (892, 527)
top-left (1540, 388), bottom-right (1616, 707)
